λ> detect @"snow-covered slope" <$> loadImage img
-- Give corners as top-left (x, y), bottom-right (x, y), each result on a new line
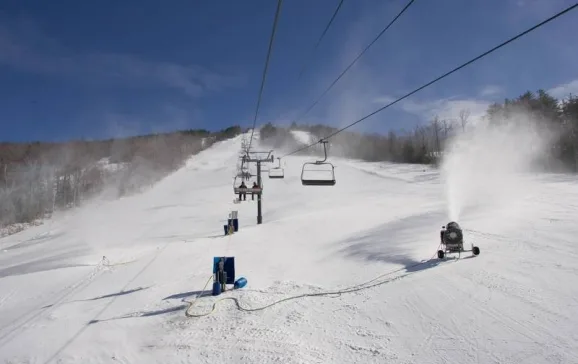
top-left (1, 132), bottom-right (577, 363)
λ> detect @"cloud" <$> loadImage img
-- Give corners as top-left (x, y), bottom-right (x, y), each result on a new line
top-left (548, 79), bottom-right (578, 100)
top-left (507, 0), bottom-right (571, 19)
top-left (479, 85), bottom-right (503, 97)
top-left (0, 15), bottom-right (244, 98)
top-left (372, 96), bottom-right (396, 104)
top-left (295, 0), bottom-right (410, 133)
top-left (395, 97), bottom-right (491, 124)
top-left (371, 87), bottom-right (502, 125)
top-left (256, 0), bottom-right (576, 137)
top-left (77, 103), bottom-right (204, 140)
top-left (375, 77), bottom-right (578, 129)
top-left (511, 0), bottom-right (567, 10)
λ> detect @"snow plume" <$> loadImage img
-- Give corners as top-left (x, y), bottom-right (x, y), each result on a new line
top-left (440, 113), bottom-right (556, 223)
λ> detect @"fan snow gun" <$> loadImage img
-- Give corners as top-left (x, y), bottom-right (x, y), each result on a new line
top-left (437, 221), bottom-right (480, 259)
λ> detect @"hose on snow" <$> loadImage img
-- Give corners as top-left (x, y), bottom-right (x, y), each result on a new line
top-left (185, 246), bottom-right (445, 318)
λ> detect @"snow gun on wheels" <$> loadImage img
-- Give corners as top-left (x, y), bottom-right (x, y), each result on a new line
top-left (438, 221), bottom-right (480, 259)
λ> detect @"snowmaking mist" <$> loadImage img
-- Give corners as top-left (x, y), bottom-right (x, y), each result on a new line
top-left (440, 115), bottom-right (555, 223)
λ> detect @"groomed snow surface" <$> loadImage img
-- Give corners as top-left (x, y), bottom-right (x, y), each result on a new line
top-left (1, 132), bottom-right (578, 363)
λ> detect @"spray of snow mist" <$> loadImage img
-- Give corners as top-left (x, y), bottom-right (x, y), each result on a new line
top-left (440, 117), bottom-right (552, 222)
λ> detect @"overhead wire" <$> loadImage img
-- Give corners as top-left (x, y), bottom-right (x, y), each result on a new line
top-left (246, 0), bottom-right (284, 155)
top-left (281, 2), bottom-right (578, 159)
top-left (202, 1), bottom-right (578, 321)
top-left (291, 0), bottom-right (417, 125)
top-left (194, 1), bottom-right (578, 319)
top-left (297, 0), bottom-right (346, 79)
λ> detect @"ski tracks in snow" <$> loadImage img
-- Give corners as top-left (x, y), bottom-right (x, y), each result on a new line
top-left (156, 280), bottom-right (418, 363)
top-left (0, 258), bottom-right (110, 350)
top-left (41, 242), bottom-right (170, 364)
top-left (396, 267), bottom-right (578, 364)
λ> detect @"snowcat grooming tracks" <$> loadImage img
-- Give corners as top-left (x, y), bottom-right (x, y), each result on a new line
top-left (437, 222), bottom-right (480, 259)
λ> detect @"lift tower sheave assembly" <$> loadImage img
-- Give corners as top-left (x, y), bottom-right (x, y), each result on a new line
top-left (241, 150), bottom-right (274, 224)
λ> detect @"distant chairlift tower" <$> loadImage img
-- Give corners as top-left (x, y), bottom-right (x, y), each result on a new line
top-left (234, 150), bottom-right (274, 224)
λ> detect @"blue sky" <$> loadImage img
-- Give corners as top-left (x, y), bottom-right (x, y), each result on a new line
top-left (1, 0), bottom-right (577, 142)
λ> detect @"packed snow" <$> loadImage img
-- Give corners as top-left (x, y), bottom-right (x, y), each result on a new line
top-left (1, 130), bottom-right (578, 363)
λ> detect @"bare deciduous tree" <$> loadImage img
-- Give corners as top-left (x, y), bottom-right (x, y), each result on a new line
top-left (0, 127), bottom-right (241, 230)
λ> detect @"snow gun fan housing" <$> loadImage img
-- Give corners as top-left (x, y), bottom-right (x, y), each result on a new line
top-left (438, 221), bottom-right (480, 259)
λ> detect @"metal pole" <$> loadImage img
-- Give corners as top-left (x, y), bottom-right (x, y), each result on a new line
top-left (257, 160), bottom-right (262, 224)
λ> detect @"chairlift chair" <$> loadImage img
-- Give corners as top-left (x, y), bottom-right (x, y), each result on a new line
top-left (233, 186), bottom-right (262, 195)
top-left (301, 140), bottom-right (336, 186)
top-left (268, 157), bottom-right (285, 179)
top-left (233, 175), bottom-right (262, 196)
top-left (236, 171), bottom-right (252, 179)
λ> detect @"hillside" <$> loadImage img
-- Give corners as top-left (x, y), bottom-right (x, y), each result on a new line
top-left (0, 130), bottom-right (577, 363)
top-left (0, 126), bottom-right (242, 236)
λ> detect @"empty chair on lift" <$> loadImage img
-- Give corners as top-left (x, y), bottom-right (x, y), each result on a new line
top-left (268, 157), bottom-right (285, 179)
top-left (301, 140), bottom-right (336, 186)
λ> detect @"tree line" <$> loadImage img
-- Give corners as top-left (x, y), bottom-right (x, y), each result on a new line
top-left (0, 126), bottom-right (242, 232)
top-left (3, 87), bottom-right (576, 233)
top-left (260, 89), bottom-right (578, 170)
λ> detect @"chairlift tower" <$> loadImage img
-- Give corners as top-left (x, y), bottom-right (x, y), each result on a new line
top-left (238, 150), bottom-right (274, 224)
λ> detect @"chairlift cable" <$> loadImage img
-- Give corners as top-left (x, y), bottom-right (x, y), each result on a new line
top-left (297, 0), bottom-right (346, 80)
top-left (280, 2), bottom-right (578, 159)
top-left (247, 0), bottom-right (284, 154)
top-left (291, 0), bottom-right (417, 125)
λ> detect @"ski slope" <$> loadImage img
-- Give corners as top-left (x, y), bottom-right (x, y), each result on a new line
top-left (1, 132), bottom-right (578, 363)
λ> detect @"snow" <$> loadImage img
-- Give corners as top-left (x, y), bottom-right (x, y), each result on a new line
top-left (1, 220), bottom-right (44, 238)
top-left (1, 131), bottom-right (578, 363)
top-left (291, 130), bottom-right (314, 146)
top-left (96, 157), bottom-right (128, 173)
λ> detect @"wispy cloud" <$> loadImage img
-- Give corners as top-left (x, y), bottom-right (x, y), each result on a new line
top-left (395, 97), bottom-right (492, 124)
top-left (373, 77), bottom-right (578, 128)
top-left (548, 79), bottom-right (578, 100)
top-left (372, 96), bottom-right (396, 104)
top-left (0, 15), bottom-right (244, 98)
top-left (296, 0), bottom-right (411, 133)
top-left (507, 0), bottom-right (572, 21)
top-left (479, 85), bottom-right (503, 97)
top-left (511, 0), bottom-right (568, 12)
top-left (241, 0), bottom-right (575, 136)
top-left (77, 103), bottom-right (205, 140)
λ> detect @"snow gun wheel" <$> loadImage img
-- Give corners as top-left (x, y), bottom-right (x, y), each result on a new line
top-left (472, 246), bottom-right (480, 256)
top-left (437, 250), bottom-right (445, 259)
